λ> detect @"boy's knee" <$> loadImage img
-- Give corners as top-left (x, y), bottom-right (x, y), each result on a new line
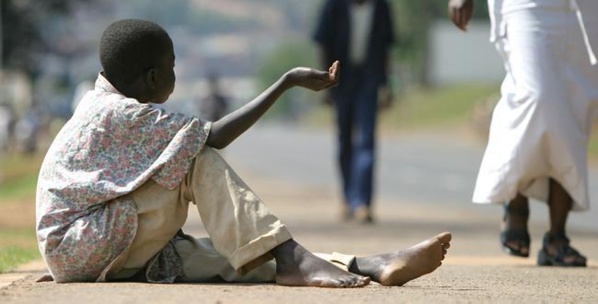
top-left (186, 147), bottom-right (229, 188)
top-left (194, 147), bottom-right (225, 169)
top-left (196, 146), bottom-right (218, 161)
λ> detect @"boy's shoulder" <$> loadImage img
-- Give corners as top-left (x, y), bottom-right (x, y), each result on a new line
top-left (70, 90), bottom-right (156, 129)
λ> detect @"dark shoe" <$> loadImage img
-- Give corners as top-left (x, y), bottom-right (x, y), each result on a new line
top-left (537, 233), bottom-right (587, 267)
top-left (354, 205), bottom-right (374, 224)
top-left (341, 204), bottom-right (353, 222)
top-left (500, 203), bottom-right (530, 257)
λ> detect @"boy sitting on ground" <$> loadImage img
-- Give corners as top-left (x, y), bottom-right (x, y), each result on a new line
top-left (36, 19), bottom-right (452, 287)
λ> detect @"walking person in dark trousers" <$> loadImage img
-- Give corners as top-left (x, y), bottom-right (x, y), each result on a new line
top-left (313, 0), bottom-right (395, 223)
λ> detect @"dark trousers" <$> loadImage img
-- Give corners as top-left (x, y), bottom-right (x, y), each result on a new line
top-left (333, 65), bottom-right (379, 211)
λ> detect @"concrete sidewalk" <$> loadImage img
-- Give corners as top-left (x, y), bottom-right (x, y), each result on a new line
top-left (1, 172), bottom-right (597, 303)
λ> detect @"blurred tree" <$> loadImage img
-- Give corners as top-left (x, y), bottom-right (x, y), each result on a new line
top-left (256, 39), bottom-right (318, 121)
top-left (0, 0), bottom-right (117, 119)
top-left (0, 0), bottom-right (104, 76)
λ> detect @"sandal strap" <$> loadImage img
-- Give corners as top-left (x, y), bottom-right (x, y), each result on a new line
top-left (543, 233), bottom-right (570, 246)
top-left (542, 233), bottom-right (586, 264)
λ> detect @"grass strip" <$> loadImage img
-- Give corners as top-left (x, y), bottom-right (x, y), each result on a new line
top-left (0, 229), bottom-right (40, 273)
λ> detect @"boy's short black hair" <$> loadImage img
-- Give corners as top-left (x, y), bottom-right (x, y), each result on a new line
top-left (100, 19), bottom-right (172, 86)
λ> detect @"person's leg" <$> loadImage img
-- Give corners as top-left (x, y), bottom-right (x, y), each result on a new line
top-left (538, 178), bottom-right (586, 266)
top-left (501, 193), bottom-right (530, 257)
top-left (349, 232), bottom-right (452, 286)
top-left (108, 179), bottom-right (191, 280)
top-left (274, 232), bottom-right (451, 287)
top-left (109, 149), bottom-right (452, 285)
top-left (175, 236), bottom-right (367, 285)
top-left (505, 194), bottom-right (529, 230)
top-left (176, 232), bottom-right (452, 287)
top-left (349, 81), bottom-right (378, 223)
top-left (334, 89), bottom-right (355, 219)
top-left (174, 236), bottom-right (277, 283)
top-left (175, 235), bottom-right (364, 284)
top-left (271, 239), bottom-right (371, 287)
top-left (547, 178), bottom-right (571, 237)
top-left (184, 147), bottom-right (370, 287)
top-left (482, 6), bottom-right (569, 259)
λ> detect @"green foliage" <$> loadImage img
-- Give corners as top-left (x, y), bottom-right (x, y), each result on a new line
top-left (125, 0), bottom-right (189, 25)
top-left (0, 154), bottom-right (42, 201)
top-left (588, 133), bottom-right (598, 157)
top-left (0, 172), bottom-right (38, 202)
top-left (0, 153), bottom-right (41, 273)
top-left (380, 84), bottom-right (497, 130)
top-left (124, 0), bottom-right (263, 34)
top-left (0, 0), bottom-right (101, 74)
top-left (302, 84), bottom-right (498, 131)
top-left (186, 9), bottom-right (261, 35)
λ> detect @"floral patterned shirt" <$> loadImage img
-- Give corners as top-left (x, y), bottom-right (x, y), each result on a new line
top-left (36, 74), bottom-right (211, 283)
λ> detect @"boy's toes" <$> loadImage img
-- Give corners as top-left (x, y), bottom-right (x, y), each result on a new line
top-left (437, 232), bottom-right (452, 243)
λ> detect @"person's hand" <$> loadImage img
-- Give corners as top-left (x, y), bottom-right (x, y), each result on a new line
top-left (286, 60), bottom-right (340, 91)
top-left (448, 0), bottom-right (474, 32)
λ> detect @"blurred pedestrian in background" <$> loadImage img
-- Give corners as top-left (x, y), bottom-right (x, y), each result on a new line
top-left (198, 72), bottom-right (229, 122)
top-left (313, 0), bottom-right (395, 224)
top-left (14, 104), bottom-right (41, 154)
top-left (0, 103), bottom-right (15, 152)
top-left (449, 0), bottom-right (598, 267)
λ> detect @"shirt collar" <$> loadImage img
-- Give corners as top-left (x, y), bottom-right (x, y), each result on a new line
top-left (95, 72), bottom-right (124, 95)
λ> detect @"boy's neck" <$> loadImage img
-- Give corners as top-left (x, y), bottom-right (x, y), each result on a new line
top-left (104, 73), bottom-right (152, 103)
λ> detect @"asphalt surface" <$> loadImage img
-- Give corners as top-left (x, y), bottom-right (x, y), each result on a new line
top-left (226, 124), bottom-right (598, 232)
top-left (1, 125), bottom-right (597, 303)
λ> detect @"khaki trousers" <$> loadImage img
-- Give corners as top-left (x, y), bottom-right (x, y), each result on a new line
top-left (111, 147), bottom-right (354, 282)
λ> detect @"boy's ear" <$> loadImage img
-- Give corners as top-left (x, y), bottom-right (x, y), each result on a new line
top-left (145, 68), bottom-right (157, 89)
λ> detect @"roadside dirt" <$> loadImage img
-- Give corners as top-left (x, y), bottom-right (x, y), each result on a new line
top-left (0, 199), bottom-right (35, 230)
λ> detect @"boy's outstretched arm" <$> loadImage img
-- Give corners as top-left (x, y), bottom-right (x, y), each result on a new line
top-left (206, 61), bottom-right (339, 149)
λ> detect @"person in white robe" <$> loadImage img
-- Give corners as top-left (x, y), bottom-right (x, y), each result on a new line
top-left (448, 0), bottom-right (597, 266)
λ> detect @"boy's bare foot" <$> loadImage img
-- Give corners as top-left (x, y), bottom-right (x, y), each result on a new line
top-left (350, 232), bottom-right (452, 286)
top-left (272, 240), bottom-right (370, 288)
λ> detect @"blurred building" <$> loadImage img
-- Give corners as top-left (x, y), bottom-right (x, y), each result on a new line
top-left (0, 71), bottom-right (33, 152)
top-left (428, 21), bottom-right (504, 86)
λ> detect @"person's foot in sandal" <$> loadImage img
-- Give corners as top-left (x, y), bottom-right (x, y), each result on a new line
top-left (500, 195), bottom-right (530, 257)
top-left (537, 232), bottom-right (587, 267)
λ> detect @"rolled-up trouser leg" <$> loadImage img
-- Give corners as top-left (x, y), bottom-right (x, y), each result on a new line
top-left (111, 147), bottom-right (356, 282)
top-left (181, 147), bottom-right (293, 275)
top-left (174, 235), bottom-right (356, 283)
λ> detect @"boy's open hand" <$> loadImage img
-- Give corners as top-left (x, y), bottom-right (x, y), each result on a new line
top-left (286, 60), bottom-right (340, 91)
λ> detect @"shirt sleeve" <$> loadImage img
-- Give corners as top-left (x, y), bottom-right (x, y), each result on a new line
top-left (124, 104), bottom-right (212, 189)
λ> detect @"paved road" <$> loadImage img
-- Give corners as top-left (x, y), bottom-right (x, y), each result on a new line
top-left (226, 123), bottom-right (598, 232)
top-left (2, 123), bottom-right (597, 304)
